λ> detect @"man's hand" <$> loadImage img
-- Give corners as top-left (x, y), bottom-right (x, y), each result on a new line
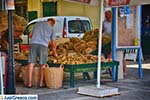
top-left (53, 53), bottom-right (58, 59)
top-left (51, 40), bottom-right (58, 58)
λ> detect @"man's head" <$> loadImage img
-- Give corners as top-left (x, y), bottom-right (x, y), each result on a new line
top-left (48, 18), bottom-right (55, 27)
top-left (105, 10), bottom-right (112, 22)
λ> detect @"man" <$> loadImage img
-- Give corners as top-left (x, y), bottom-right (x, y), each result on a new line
top-left (102, 10), bottom-right (112, 58)
top-left (102, 10), bottom-right (127, 76)
top-left (27, 18), bottom-right (57, 88)
top-left (103, 10), bottom-right (112, 36)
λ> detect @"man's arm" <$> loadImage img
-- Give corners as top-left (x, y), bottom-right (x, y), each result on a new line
top-left (50, 40), bottom-right (58, 58)
top-left (29, 31), bottom-right (32, 38)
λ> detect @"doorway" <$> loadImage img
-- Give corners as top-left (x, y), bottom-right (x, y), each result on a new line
top-left (142, 4), bottom-right (150, 55)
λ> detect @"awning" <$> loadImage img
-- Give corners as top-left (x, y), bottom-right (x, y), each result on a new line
top-left (105, 0), bottom-right (150, 7)
top-left (40, 0), bottom-right (57, 2)
top-left (63, 0), bottom-right (100, 6)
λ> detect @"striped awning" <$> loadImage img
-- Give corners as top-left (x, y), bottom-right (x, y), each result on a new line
top-left (105, 0), bottom-right (150, 7)
top-left (63, 0), bottom-right (100, 6)
top-left (40, 0), bottom-right (57, 2)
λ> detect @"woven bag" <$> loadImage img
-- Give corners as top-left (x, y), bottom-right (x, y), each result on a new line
top-left (21, 65), bottom-right (40, 87)
top-left (44, 64), bottom-right (64, 89)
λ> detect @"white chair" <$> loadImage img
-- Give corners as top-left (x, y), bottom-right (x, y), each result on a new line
top-left (125, 48), bottom-right (144, 62)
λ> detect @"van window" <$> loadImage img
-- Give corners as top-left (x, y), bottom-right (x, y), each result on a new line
top-left (68, 20), bottom-right (91, 33)
top-left (28, 23), bottom-right (35, 32)
top-left (23, 23), bottom-right (35, 35)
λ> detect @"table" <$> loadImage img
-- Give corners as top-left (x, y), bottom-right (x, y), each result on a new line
top-left (48, 61), bottom-right (119, 87)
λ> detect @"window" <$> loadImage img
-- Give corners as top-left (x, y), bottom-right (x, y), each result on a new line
top-left (15, 1), bottom-right (27, 19)
top-left (68, 20), bottom-right (91, 34)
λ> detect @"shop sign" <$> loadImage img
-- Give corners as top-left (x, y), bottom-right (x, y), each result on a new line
top-left (119, 6), bottom-right (131, 17)
top-left (6, 0), bottom-right (15, 10)
top-left (108, 0), bottom-right (130, 6)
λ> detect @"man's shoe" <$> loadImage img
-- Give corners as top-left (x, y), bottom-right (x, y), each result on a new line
top-left (26, 85), bottom-right (32, 88)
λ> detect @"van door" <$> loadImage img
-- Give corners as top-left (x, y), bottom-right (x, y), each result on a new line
top-left (53, 17), bottom-right (64, 38)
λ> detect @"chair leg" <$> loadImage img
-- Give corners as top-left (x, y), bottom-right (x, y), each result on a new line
top-left (82, 72), bottom-right (90, 80)
top-left (108, 68), bottom-right (112, 76)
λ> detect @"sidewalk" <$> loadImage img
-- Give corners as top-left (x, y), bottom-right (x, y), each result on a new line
top-left (16, 58), bottom-right (150, 100)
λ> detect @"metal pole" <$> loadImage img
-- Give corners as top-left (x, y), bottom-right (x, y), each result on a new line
top-left (0, 52), bottom-right (4, 94)
top-left (112, 7), bottom-right (117, 81)
top-left (6, 10), bottom-right (16, 94)
top-left (138, 5), bottom-right (142, 79)
top-left (97, 0), bottom-right (104, 88)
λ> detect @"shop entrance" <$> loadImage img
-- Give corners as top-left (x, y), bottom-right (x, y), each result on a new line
top-left (142, 4), bottom-right (150, 55)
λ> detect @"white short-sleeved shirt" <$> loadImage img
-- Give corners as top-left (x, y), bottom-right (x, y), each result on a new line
top-left (103, 20), bottom-right (112, 36)
top-left (30, 21), bottom-right (56, 47)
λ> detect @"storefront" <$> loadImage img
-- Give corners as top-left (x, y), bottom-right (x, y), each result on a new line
top-left (0, 0), bottom-right (150, 94)
top-left (27, 0), bottom-right (100, 28)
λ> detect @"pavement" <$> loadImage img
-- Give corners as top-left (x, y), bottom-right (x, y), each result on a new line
top-left (16, 56), bottom-right (150, 100)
